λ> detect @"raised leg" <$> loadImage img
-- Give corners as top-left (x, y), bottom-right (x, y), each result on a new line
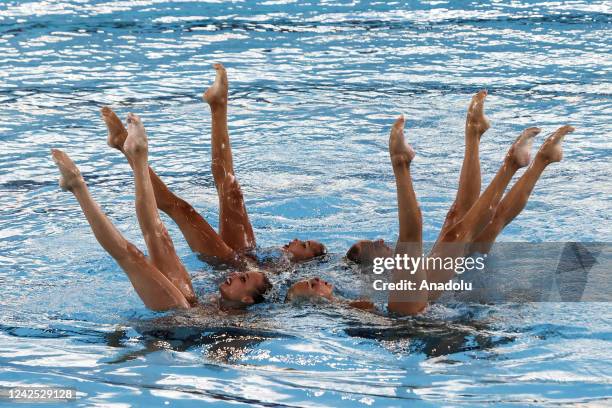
top-left (124, 113), bottom-right (196, 304)
top-left (471, 125), bottom-right (575, 253)
top-left (441, 127), bottom-right (540, 244)
top-left (386, 116), bottom-right (428, 315)
top-left (437, 90), bottom-right (490, 240)
top-left (102, 107), bottom-right (239, 266)
top-left (203, 63), bottom-right (256, 252)
top-left (51, 149), bottom-right (190, 311)
top-left (426, 126), bottom-right (539, 301)
top-left (389, 115), bottom-right (422, 246)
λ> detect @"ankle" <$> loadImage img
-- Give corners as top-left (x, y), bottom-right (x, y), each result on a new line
top-left (533, 154), bottom-right (552, 168)
top-left (210, 104), bottom-right (228, 115)
top-left (466, 120), bottom-right (489, 137)
top-left (64, 176), bottom-right (85, 193)
top-left (391, 155), bottom-right (412, 169)
top-left (503, 155), bottom-right (521, 172)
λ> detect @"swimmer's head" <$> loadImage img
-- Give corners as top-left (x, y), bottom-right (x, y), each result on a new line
top-left (346, 239), bottom-right (393, 264)
top-left (219, 271), bottom-right (272, 308)
top-left (285, 277), bottom-right (334, 302)
top-left (282, 239), bottom-right (326, 262)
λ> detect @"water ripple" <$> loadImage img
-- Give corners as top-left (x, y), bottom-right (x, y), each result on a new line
top-left (0, 0), bottom-right (610, 406)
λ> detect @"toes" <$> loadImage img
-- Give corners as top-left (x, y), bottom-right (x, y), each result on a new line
top-left (514, 127), bottom-right (540, 146)
top-left (101, 106), bottom-right (121, 123)
top-left (389, 114), bottom-right (405, 146)
top-left (213, 63), bottom-right (228, 86)
top-left (473, 89), bottom-right (488, 103)
top-left (51, 149), bottom-right (61, 166)
top-left (204, 63), bottom-right (229, 104)
top-left (124, 113), bottom-right (148, 156)
top-left (101, 107), bottom-right (126, 132)
top-left (521, 127), bottom-right (541, 139)
top-left (126, 112), bottom-right (140, 125)
top-left (467, 90), bottom-right (490, 135)
top-left (388, 115), bottom-right (415, 164)
top-left (126, 112), bottom-right (144, 130)
top-left (537, 125), bottom-right (573, 163)
top-left (395, 114), bottom-right (405, 126)
top-left (102, 108), bottom-right (127, 149)
top-left (392, 114), bottom-right (405, 134)
top-left (469, 89), bottom-right (488, 111)
top-left (543, 125), bottom-right (573, 147)
top-left (51, 148), bottom-right (67, 165)
top-left (549, 125), bottom-right (575, 143)
top-left (51, 149), bottom-right (82, 190)
top-left (51, 148), bottom-right (71, 168)
top-left (213, 63), bottom-right (226, 76)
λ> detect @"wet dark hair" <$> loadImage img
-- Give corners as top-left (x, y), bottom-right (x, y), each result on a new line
top-left (252, 274), bottom-right (273, 304)
top-left (346, 243), bottom-right (362, 263)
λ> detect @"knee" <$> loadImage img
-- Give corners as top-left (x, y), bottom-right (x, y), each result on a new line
top-left (117, 242), bottom-right (145, 263)
top-left (218, 173), bottom-right (244, 206)
top-left (493, 201), bottom-right (513, 226)
top-left (126, 242), bottom-right (144, 259)
top-left (227, 180), bottom-right (244, 202)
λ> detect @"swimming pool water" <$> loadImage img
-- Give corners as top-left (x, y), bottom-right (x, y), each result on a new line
top-left (0, 0), bottom-right (610, 406)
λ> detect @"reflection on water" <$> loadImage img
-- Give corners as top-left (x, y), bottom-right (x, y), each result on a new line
top-left (103, 327), bottom-right (283, 365)
top-left (0, 0), bottom-right (610, 406)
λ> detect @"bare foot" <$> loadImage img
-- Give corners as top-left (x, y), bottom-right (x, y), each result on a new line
top-left (536, 125), bottom-right (575, 164)
top-left (101, 106), bottom-right (128, 150)
top-left (507, 127), bottom-right (540, 168)
top-left (124, 113), bottom-right (148, 160)
top-left (389, 115), bottom-right (415, 167)
top-left (466, 90), bottom-right (490, 137)
top-left (203, 63), bottom-right (228, 106)
top-left (51, 149), bottom-right (84, 191)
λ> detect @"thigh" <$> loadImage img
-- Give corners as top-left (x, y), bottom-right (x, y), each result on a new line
top-left (116, 242), bottom-right (191, 310)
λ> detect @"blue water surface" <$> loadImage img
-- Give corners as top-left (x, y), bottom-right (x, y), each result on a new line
top-left (0, 0), bottom-right (611, 406)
